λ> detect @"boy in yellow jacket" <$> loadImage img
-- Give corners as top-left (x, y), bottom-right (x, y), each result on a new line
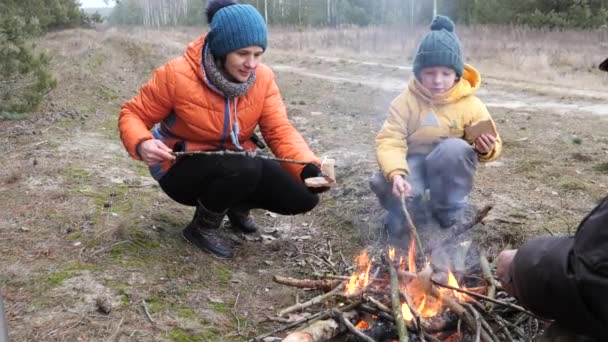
top-left (370, 15), bottom-right (502, 236)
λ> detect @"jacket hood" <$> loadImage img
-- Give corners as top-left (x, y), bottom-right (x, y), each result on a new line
top-left (184, 35), bottom-right (208, 83)
top-left (409, 64), bottom-right (481, 105)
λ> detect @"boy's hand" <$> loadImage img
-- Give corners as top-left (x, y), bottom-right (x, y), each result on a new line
top-left (474, 134), bottom-right (496, 155)
top-left (391, 175), bottom-right (412, 198)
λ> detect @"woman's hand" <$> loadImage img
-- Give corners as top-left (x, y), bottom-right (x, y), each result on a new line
top-left (474, 133), bottom-right (496, 155)
top-left (137, 139), bottom-right (175, 166)
top-left (391, 174), bottom-right (412, 198)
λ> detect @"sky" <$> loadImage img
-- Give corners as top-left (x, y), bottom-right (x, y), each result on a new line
top-left (80, 0), bottom-right (115, 8)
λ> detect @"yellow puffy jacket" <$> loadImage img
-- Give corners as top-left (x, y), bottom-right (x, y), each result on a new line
top-left (376, 64), bottom-right (502, 180)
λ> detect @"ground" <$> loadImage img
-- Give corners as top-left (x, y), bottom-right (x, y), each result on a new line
top-left (1, 26), bottom-right (607, 341)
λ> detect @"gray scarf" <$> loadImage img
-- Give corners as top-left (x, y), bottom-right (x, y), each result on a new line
top-left (202, 44), bottom-right (256, 99)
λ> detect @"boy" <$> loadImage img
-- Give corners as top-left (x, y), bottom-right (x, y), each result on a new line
top-left (370, 15), bottom-right (502, 236)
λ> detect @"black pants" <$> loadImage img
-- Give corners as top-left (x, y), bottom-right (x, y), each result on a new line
top-left (158, 155), bottom-right (319, 214)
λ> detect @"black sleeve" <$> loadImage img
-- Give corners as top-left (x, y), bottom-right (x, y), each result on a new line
top-left (510, 197), bottom-right (608, 339)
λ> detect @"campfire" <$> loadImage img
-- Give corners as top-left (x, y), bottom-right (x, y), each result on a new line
top-left (255, 205), bottom-right (547, 342)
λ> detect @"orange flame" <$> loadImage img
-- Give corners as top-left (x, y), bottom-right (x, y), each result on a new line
top-left (388, 247), bottom-right (396, 261)
top-left (355, 320), bottom-right (369, 330)
top-left (401, 303), bottom-right (413, 322)
top-left (345, 248), bottom-right (372, 294)
top-left (447, 271), bottom-right (470, 302)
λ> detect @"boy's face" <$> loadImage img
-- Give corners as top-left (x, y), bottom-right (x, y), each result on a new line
top-left (419, 66), bottom-right (458, 95)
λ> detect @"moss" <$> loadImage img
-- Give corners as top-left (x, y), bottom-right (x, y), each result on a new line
top-left (46, 271), bottom-right (73, 287)
top-left (592, 162), bottom-right (608, 174)
top-left (211, 302), bottom-right (226, 314)
top-left (168, 328), bottom-right (223, 342)
top-left (212, 264), bottom-right (232, 283)
top-left (559, 177), bottom-right (588, 191)
top-left (177, 308), bottom-right (196, 319)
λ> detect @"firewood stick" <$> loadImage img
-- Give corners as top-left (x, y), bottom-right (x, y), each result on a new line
top-left (254, 300), bottom-right (361, 342)
top-left (311, 273), bottom-right (351, 281)
top-left (400, 195), bottom-right (425, 262)
top-left (430, 280), bottom-right (546, 320)
top-left (465, 303), bottom-right (500, 342)
top-left (387, 255), bottom-right (409, 342)
top-left (479, 250), bottom-right (496, 311)
top-left (468, 304), bottom-right (482, 342)
top-left (366, 295), bottom-right (392, 314)
top-left (278, 282), bottom-right (346, 317)
top-left (332, 309), bottom-right (375, 342)
top-left (273, 275), bottom-right (341, 291)
top-left (282, 310), bottom-right (358, 342)
top-left (359, 303), bottom-right (395, 322)
top-left (172, 150), bottom-right (311, 165)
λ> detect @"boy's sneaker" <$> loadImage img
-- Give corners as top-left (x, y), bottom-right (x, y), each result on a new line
top-left (434, 208), bottom-right (464, 229)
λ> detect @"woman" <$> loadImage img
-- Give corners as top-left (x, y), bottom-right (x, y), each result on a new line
top-left (119, 0), bottom-right (328, 259)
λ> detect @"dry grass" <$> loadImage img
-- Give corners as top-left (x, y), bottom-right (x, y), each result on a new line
top-left (269, 25), bottom-right (608, 88)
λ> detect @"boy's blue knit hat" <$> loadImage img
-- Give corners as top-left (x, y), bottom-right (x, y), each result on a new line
top-left (206, 0), bottom-right (268, 58)
top-left (413, 15), bottom-right (464, 77)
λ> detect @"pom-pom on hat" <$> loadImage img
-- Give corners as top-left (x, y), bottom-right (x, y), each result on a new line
top-left (206, 0), bottom-right (268, 58)
top-left (413, 15), bottom-right (464, 77)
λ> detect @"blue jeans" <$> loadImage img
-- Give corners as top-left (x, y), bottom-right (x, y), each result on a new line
top-left (370, 138), bottom-right (477, 224)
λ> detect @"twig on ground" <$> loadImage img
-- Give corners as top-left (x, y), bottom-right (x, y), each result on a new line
top-left (142, 299), bottom-right (155, 324)
top-left (277, 281), bottom-right (346, 317)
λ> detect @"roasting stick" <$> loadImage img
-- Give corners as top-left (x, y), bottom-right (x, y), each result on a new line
top-left (400, 195), bottom-right (425, 262)
top-left (172, 150), bottom-right (311, 165)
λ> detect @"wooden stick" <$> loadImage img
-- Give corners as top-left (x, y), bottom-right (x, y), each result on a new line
top-left (479, 250), bottom-right (496, 311)
top-left (400, 195), bottom-right (425, 262)
top-left (255, 303), bottom-right (362, 342)
top-left (366, 296), bottom-right (392, 315)
top-left (387, 255), bottom-right (409, 342)
top-left (430, 280), bottom-right (546, 320)
top-left (278, 282), bottom-right (346, 317)
top-left (273, 275), bottom-right (341, 291)
top-left (400, 289), bottom-right (426, 341)
top-left (312, 273), bottom-right (351, 281)
top-left (172, 150), bottom-right (311, 165)
top-left (332, 310), bottom-right (375, 342)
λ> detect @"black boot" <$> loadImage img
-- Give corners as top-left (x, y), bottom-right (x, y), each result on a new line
top-left (227, 207), bottom-right (258, 233)
top-left (182, 202), bottom-right (233, 259)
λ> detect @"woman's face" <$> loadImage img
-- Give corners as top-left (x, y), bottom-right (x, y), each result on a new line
top-left (419, 66), bottom-right (458, 95)
top-left (224, 46), bottom-right (264, 82)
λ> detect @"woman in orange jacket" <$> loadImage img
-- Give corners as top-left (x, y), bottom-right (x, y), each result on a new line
top-left (118, 0), bottom-right (327, 259)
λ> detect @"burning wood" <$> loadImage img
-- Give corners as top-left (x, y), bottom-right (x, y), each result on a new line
top-left (257, 206), bottom-right (546, 342)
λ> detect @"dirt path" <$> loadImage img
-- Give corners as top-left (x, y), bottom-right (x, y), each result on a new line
top-left (1, 28), bottom-right (607, 341)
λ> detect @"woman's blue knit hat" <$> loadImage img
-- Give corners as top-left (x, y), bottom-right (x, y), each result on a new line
top-left (413, 15), bottom-right (464, 77)
top-left (206, 0), bottom-right (268, 58)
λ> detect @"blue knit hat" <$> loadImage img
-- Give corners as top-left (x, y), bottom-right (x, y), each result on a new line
top-left (413, 15), bottom-right (464, 77)
top-left (206, 0), bottom-right (268, 58)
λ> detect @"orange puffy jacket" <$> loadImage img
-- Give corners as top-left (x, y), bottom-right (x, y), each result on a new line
top-left (119, 35), bottom-right (319, 180)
